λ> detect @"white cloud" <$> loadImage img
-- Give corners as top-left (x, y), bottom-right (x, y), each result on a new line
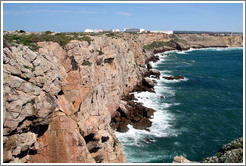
top-left (115, 11), bottom-right (132, 16)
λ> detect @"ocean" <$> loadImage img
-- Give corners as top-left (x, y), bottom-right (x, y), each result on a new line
top-left (116, 47), bottom-right (244, 163)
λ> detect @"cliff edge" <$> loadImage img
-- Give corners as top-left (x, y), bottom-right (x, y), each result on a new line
top-left (3, 32), bottom-right (243, 163)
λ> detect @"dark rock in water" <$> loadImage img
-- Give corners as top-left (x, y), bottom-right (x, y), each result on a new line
top-left (144, 108), bottom-right (155, 118)
top-left (147, 55), bottom-right (160, 63)
top-left (110, 91), bottom-right (156, 132)
top-left (163, 75), bottom-right (184, 80)
top-left (142, 77), bottom-right (155, 88)
top-left (176, 75), bottom-right (184, 79)
top-left (143, 70), bottom-right (151, 77)
top-left (132, 117), bottom-right (152, 130)
top-left (147, 63), bottom-right (152, 70)
top-left (116, 123), bottom-right (129, 133)
top-left (149, 69), bottom-right (160, 78)
top-left (144, 137), bottom-right (154, 143)
top-left (110, 69), bottom-right (158, 132)
top-left (160, 95), bottom-right (165, 99)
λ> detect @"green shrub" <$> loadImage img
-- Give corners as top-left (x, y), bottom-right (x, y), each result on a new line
top-left (23, 65), bottom-right (35, 72)
top-left (81, 36), bottom-right (93, 45)
top-left (234, 143), bottom-right (243, 148)
top-left (16, 30), bottom-right (25, 33)
top-left (82, 60), bottom-right (92, 66)
top-left (143, 40), bottom-right (176, 50)
top-left (106, 33), bottom-right (115, 37)
top-left (97, 50), bottom-right (104, 55)
top-left (3, 39), bottom-right (10, 49)
top-left (113, 141), bottom-right (117, 148)
top-left (215, 152), bottom-right (222, 158)
top-left (44, 31), bottom-right (52, 35)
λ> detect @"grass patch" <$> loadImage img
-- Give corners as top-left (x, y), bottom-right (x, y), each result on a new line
top-left (81, 35), bottom-right (93, 45)
top-left (113, 141), bottom-right (117, 148)
top-left (82, 59), bottom-right (92, 66)
top-left (234, 143), bottom-right (243, 148)
top-left (106, 33), bottom-right (115, 37)
top-left (23, 65), bottom-right (35, 72)
top-left (97, 50), bottom-right (104, 55)
top-left (215, 152), bottom-right (222, 158)
top-left (143, 40), bottom-right (177, 50)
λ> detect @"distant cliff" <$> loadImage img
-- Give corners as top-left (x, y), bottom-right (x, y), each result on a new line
top-left (3, 32), bottom-right (243, 163)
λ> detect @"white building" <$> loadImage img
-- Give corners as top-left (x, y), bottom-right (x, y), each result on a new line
top-left (85, 29), bottom-right (94, 33)
top-left (94, 29), bottom-right (103, 33)
top-left (150, 30), bottom-right (173, 35)
top-left (112, 29), bottom-right (120, 32)
top-left (124, 28), bottom-right (145, 33)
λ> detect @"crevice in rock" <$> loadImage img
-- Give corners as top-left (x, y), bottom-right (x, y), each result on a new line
top-left (16, 149), bottom-right (28, 159)
top-left (58, 90), bottom-right (64, 95)
top-left (16, 148), bottom-right (37, 160)
top-left (104, 58), bottom-right (114, 64)
top-left (84, 133), bottom-right (96, 143)
top-left (30, 124), bottom-right (49, 137)
top-left (101, 136), bottom-right (109, 143)
top-left (93, 155), bottom-right (104, 163)
top-left (10, 73), bottom-right (30, 82)
top-left (70, 56), bottom-right (78, 70)
top-left (17, 116), bottom-right (37, 128)
top-left (88, 147), bottom-right (100, 153)
top-left (28, 149), bottom-right (37, 155)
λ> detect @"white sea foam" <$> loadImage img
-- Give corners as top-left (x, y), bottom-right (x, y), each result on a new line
top-left (176, 47), bottom-right (243, 54)
top-left (116, 77), bottom-right (181, 147)
top-left (116, 48), bottom-right (192, 156)
top-left (160, 77), bottom-right (189, 83)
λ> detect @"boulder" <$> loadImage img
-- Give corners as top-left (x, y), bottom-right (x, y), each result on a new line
top-left (149, 69), bottom-right (160, 77)
top-left (144, 108), bottom-right (155, 118)
top-left (132, 117), bottom-right (152, 130)
top-left (118, 103), bottom-right (129, 118)
top-left (142, 77), bottom-right (154, 88)
top-left (173, 155), bottom-right (192, 163)
top-left (163, 75), bottom-right (184, 80)
top-left (176, 75), bottom-right (184, 80)
top-left (147, 63), bottom-right (152, 70)
top-left (144, 137), bottom-right (154, 143)
top-left (116, 122), bottom-right (129, 133)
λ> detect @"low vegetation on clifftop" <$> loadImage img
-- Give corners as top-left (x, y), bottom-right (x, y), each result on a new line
top-left (3, 31), bottom-right (93, 51)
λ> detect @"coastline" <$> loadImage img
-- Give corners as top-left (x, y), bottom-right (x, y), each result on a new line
top-left (3, 31), bottom-right (243, 163)
top-left (114, 45), bottom-right (244, 132)
top-left (115, 46), bottom-right (243, 163)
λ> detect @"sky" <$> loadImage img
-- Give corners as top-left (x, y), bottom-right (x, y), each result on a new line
top-left (3, 2), bottom-right (244, 32)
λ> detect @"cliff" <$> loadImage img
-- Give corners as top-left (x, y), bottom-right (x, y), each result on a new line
top-left (3, 32), bottom-right (243, 163)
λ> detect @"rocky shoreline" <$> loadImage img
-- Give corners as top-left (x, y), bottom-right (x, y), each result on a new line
top-left (110, 55), bottom-right (160, 133)
top-left (113, 45), bottom-right (244, 163)
top-left (3, 32), bottom-right (243, 163)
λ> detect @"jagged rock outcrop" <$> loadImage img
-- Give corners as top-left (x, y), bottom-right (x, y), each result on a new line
top-left (202, 137), bottom-right (243, 163)
top-left (3, 33), bottom-right (243, 163)
top-left (173, 137), bottom-right (243, 163)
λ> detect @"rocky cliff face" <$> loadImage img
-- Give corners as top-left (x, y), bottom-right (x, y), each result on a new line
top-left (3, 33), bottom-right (243, 163)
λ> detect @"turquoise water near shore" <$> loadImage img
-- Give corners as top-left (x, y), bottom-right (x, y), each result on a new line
top-left (116, 47), bottom-right (243, 163)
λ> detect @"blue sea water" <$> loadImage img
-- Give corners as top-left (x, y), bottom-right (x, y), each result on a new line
top-left (116, 47), bottom-right (243, 163)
